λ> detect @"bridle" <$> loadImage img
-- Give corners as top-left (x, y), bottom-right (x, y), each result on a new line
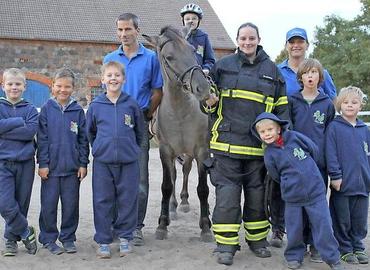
top-left (158, 38), bottom-right (206, 94)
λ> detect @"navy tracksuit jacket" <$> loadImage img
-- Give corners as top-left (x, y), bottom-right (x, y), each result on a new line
top-left (326, 116), bottom-right (370, 255)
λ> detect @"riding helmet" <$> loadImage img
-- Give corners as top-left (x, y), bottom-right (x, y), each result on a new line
top-left (180, 3), bottom-right (203, 19)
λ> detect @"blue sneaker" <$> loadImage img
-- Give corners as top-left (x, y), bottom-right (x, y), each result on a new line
top-left (2, 239), bottom-right (18, 256)
top-left (119, 238), bottom-right (132, 257)
top-left (21, 226), bottom-right (37, 255)
top-left (62, 241), bottom-right (77, 253)
top-left (44, 242), bottom-right (64, 255)
top-left (97, 244), bottom-right (111, 259)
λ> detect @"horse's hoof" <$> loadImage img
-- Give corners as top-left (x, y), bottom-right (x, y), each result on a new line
top-left (200, 230), bottom-right (214, 242)
top-left (155, 228), bottom-right (168, 240)
top-left (178, 203), bottom-right (190, 213)
top-left (169, 211), bottom-right (177, 220)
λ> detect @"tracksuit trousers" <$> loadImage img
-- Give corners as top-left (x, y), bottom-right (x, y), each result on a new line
top-left (0, 159), bottom-right (35, 241)
top-left (92, 160), bottom-right (139, 244)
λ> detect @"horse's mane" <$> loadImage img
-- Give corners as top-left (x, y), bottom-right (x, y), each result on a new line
top-left (160, 26), bottom-right (186, 46)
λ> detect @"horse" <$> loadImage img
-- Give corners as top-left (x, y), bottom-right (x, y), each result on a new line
top-left (143, 26), bottom-right (213, 242)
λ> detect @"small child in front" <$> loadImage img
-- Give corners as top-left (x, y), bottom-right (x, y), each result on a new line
top-left (0, 68), bottom-right (38, 256)
top-left (252, 112), bottom-right (343, 270)
top-left (86, 61), bottom-right (144, 258)
top-left (326, 86), bottom-right (370, 265)
top-left (37, 68), bottom-right (89, 255)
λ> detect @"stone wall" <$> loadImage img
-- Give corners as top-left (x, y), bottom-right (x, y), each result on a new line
top-left (0, 39), bottom-right (233, 106)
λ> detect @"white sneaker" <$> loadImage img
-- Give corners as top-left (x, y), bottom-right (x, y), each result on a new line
top-left (119, 238), bottom-right (132, 257)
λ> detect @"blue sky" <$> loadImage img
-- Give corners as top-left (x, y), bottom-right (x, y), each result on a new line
top-left (208, 0), bottom-right (362, 59)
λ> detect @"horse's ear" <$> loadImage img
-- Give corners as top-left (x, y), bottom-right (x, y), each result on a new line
top-left (181, 24), bottom-right (192, 39)
top-left (142, 34), bottom-right (159, 47)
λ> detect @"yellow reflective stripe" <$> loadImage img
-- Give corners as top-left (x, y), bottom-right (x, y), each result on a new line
top-left (275, 96), bottom-right (288, 106)
top-left (210, 141), bottom-right (264, 156)
top-left (244, 220), bottom-right (270, 230)
top-left (210, 95), bottom-right (224, 142)
top-left (245, 228), bottom-right (270, 241)
top-left (202, 104), bottom-right (217, 113)
top-left (230, 145), bottom-right (264, 156)
top-left (212, 224), bottom-right (240, 233)
top-left (221, 89), bottom-right (274, 105)
top-left (215, 234), bottom-right (240, 245)
top-left (265, 104), bottom-right (273, 113)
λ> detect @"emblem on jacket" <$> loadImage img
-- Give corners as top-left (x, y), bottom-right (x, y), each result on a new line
top-left (70, 121), bottom-right (78, 134)
top-left (293, 147), bottom-right (307, 160)
top-left (124, 114), bottom-right (134, 128)
top-left (196, 45), bottom-right (204, 57)
top-left (364, 141), bottom-right (370, 156)
top-left (313, 110), bottom-right (325, 124)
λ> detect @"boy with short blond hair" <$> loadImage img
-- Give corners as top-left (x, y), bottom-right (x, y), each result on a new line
top-left (87, 61), bottom-right (144, 258)
top-left (326, 86), bottom-right (370, 265)
top-left (0, 68), bottom-right (38, 256)
top-left (37, 67), bottom-right (89, 255)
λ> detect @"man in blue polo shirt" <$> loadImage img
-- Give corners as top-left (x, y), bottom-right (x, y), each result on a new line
top-left (278, 27), bottom-right (336, 100)
top-left (104, 12), bottom-right (163, 246)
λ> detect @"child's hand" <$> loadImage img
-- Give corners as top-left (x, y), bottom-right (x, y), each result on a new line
top-left (38, 168), bottom-right (49, 180)
top-left (205, 93), bottom-right (219, 107)
top-left (77, 167), bottom-right (87, 181)
top-left (330, 179), bottom-right (342, 191)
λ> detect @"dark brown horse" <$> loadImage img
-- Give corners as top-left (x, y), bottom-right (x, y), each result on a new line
top-left (143, 26), bottom-right (212, 241)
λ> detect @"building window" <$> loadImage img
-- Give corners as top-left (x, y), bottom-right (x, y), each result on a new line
top-left (90, 86), bottom-right (105, 101)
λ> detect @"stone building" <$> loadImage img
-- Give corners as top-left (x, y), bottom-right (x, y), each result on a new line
top-left (0, 0), bottom-right (235, 107)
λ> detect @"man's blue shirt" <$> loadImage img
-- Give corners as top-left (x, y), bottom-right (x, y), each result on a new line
top-left (103, 43), bottom-right (163, 110)
top-left (278, 59), bottom-right (336, 100)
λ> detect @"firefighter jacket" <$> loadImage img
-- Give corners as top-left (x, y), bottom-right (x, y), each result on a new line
top-left (203, 46), bottom-right (289, 159)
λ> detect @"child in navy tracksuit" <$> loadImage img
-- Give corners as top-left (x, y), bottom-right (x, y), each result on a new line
top-left (180, 3), bottom-right (215, 75)
top-left (326, 86), bottom-right (370, 265)
top-left (288, 58), bottom-right (336, 261)
top-left (86, 61), bottom-right (144, 258)
top-left (252, 112), bottom-right (343, 270)
top-left (0, 68), bottom-right (38, 256)
top-left (37, 68), bottom-right (89, 255)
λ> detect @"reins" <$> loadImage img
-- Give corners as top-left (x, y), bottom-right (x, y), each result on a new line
top-left (159, 38), bottom-right (206, 94)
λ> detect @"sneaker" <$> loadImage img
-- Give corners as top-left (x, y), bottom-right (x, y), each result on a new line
top-left (2, 239), bottom-right (18, 256)
top-left (250, 246), bottom-right (271, 258)
top-left (97, 244), bottom-right (111, 259)
top-left (62, 241), bottom-right (77, 254)
top-left (132, 229), bottom-right (144, 246)
top-left (217, 252), bottom-right (234, 265)
top-left (310, 245), bottom-right (323, 263)
top-left (119, 238), bottom-right (132, 257)
top-left (286, 260), bottom-right (302, 269)
top-left (21, 226), bottom-right (37, 255)
top-left (354, 251), bottom-right (368, 264)
top-left (341, 252), bottom-right (359, 264)
top-left (43, 242), bottom-right (64, 255)
top-left (329, 261), bottom-right (345, 270)
top-left (270, 230), bottom-right (284, 248)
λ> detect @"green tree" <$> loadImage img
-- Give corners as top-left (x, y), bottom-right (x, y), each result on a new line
top-left (274, 48), bottom-right (288, 64)
top-left (312, 0), bottom-right (370, 108)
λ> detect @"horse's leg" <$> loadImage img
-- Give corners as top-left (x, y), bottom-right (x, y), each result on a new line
top-left (169, 161), bottom-right (178, 220)
top-left (195, 151), bottom-right (213, 242)
top-left (156, 145), bottom-right (175, 240)
top-left (178, 156), bottom-right (192, 213)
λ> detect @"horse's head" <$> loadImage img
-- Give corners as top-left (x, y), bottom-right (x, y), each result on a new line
top-left (143, 26), bottom-right (210, 101)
